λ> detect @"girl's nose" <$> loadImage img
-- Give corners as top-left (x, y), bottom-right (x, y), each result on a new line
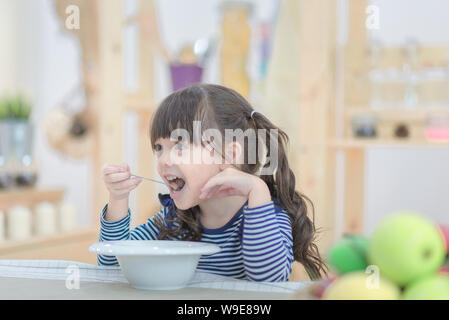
top-left (159, 149), bottom-right (173, 167)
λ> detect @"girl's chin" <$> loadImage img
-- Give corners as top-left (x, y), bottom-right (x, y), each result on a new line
top-left (172, 198), bottom-right (194, 210)
top-left (170, 190), bottom-right (204, 210)
top-left (169, 185), bottom-right (192, 209)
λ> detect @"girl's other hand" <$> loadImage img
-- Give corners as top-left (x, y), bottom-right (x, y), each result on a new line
top-left (199, 167), bottom-right (271, 207)
top-left (102, 163), bottom-right (142, 201)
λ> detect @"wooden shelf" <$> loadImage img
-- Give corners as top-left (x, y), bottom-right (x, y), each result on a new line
top-left (330, 139), bottom-right (449, 149)
top-left (0, 227), bottom-right (97, 255)
top-left (346, 106), bottom-right (449, 120)
top-left (0, 188), bottom-right (65, 212)
top-left (0, 227), bottom-right (99, 264)
top-left (123, 94), bottom-right (156, 112)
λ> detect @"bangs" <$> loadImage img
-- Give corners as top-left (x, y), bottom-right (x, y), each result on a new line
top-left (150, 86), bottom-right (217, 151)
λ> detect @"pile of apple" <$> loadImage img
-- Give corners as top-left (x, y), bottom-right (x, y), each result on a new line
top-left (316, 212), bottom-right (449, 300)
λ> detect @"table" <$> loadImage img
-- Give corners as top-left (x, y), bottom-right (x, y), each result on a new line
top-left (0, 277), bottom-right (295, 300)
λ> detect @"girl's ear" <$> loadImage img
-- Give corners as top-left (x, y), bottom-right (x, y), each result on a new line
top-left (220, 141), bottom-right (243, 170)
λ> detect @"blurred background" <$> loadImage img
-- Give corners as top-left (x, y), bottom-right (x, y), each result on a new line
top-left (0, 0), bottom-right (448, 280)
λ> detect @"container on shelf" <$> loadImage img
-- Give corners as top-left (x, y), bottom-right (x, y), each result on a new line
top-left (10, 120), bottom-right (38, 187)
top-left (7, 205), bottom-right (32, 241)
top-left (425, 113), bottom-right (449, 142)
top-left (219, 0), bottom-right (252, 97)
top-left (59, 202), bottom-right (78, 232)
top-left (351, 114), bottom-right (378, 138)
top-left (169, 64), bottom-right (203, 92)
top-left (394, 123), bottom-right (410, 139)
top-left (34, 202), bottom-right (57, 237)
top-left (0, 211), bottom-right (5, 242)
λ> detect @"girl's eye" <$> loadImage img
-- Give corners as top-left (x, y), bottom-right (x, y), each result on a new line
top-left (153, 144), bottom-right (162, 152)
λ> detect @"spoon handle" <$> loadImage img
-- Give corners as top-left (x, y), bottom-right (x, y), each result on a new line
top-left (131, 174), bottom-right (168, 187)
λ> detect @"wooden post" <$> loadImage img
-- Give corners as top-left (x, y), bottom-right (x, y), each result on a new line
top-left (343, 149), bottom-right (365, 233)
top-left (132, 0), bottom-right (160, 226)
top-left (92, 0), bottom-right (125, 226)
top-left (345, 0), bottom-right (368, 108)
top-left (134, 109), bottom-right (160, 226)
top-left (295, 0), bottom-right (337, 279)
top-left (341, 0), bottom-right (368, 234)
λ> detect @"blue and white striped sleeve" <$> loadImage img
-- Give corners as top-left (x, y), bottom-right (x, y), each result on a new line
top-left (242, 201), bottom-right (294, 282)
top-left (97, 204), bottom-right (167, 266)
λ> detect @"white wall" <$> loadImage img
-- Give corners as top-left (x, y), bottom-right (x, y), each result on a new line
top-left (364, 148), bottom-right (449, 234)
top-left (369, 0), bottom-right (449, 45)
top-left (0, 0), bottom-right (19, 93)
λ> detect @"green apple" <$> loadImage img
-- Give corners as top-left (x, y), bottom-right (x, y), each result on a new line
top-left (369, 213), bottom-right (445, 286)
top-left (402, 275), bottom-right (449, 300)
top-left (323, 271), bottom-right (400, 300)
top-left (327, 235), bottom-right (369, 274)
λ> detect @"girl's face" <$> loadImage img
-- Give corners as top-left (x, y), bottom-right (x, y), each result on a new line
top-left (154, 137), bottom-right (224, 210)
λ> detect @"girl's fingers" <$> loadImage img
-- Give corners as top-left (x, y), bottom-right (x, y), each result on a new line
top-left (201, 184), bottom-right (221, 199)
top-left (201, 176), bottom-right (226, 194)
top-left (217, 187), bottom-right (238, 197)
top-left (119, 181), bottom-right (141, 195)
top-left (125, 180), bottom-right (141, 192)
top-left (105, 171), bottom-right (131, 183)
top-left (109, 178), bottom-right (141, 191)
top-left (103, 163), bottom-right (129, 175)
top-left (200, 176), bottom-right (226, 198)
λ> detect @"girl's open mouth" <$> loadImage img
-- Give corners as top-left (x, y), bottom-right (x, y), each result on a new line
top-left (167, 176), bottom-right (186, 195)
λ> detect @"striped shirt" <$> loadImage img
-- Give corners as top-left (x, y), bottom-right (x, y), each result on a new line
top-left (98, 193), bottom-right (294, 282)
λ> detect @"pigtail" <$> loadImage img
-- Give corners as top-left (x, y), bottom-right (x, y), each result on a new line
top-left (251, 112), bottom-right (328, 280)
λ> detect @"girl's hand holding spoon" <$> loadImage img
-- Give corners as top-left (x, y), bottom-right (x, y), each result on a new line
top-left (102, 163), bottom-right (142, 222)
top-left (102, 163), bottom-right (168, 222)
top-left (102, 163), bottom-right (142, 201)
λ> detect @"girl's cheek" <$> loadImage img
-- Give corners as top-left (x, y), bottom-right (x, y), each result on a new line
top-left (186, 171), bottom-right (206, 192)
top-left (187, 175), bottom-right (203, 194)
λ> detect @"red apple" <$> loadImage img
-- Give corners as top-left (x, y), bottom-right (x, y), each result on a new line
top-left (438, 225), bottom-right (449, 254)
top-left (439, 265), bottom-right (449, 275)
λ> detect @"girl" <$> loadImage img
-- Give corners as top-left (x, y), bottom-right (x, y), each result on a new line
top-left (98, 84), bottom-right (327, 281)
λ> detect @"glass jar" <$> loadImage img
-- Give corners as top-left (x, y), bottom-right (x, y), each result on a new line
top-left (351, 114), bottom-right (378, 138)
top-left (11, 120), bottom-right (38, 187)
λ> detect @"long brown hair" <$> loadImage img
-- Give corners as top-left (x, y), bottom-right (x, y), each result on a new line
top-left (150, 84), bottom-right (328, 280)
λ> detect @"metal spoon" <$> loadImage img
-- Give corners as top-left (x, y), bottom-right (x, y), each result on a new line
top-left (131, 174), bottom-right (169, 187)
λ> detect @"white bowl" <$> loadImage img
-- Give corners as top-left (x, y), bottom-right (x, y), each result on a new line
top-left (89, 240), bottom-right (220, 290)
